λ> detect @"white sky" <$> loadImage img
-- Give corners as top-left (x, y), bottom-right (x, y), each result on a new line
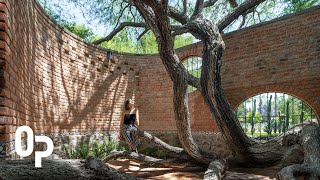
top-left (47, 0), bottom-right (108, 36)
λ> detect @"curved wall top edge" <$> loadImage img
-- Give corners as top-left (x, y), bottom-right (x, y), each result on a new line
top-left (33, 0), bottom-right (320, 56)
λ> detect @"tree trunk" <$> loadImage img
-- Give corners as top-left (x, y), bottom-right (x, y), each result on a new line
top-left (133, 0), bottom-right (207, 163)
top-left (277, 124), bottom-right (320, 180)
top-left (132, 1), bottom-right (319, 172)
top-left (186, 18), bottom-right (252, 154)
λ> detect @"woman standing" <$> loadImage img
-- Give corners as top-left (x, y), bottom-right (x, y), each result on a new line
top-left (119, 99), bottom-right (140, 153)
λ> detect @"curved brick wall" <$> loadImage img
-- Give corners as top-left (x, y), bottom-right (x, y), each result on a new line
top-left (0, 0), bottom-right (319, 158)
top-left (177, 6), bottom-right (320, 131)
top-left (0, 0), bottom-right (150, 157)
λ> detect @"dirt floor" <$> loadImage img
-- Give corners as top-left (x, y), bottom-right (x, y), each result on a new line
top-left (107, 158), bottom-right (280, 180)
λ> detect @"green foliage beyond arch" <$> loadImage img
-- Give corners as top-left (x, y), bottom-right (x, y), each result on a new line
top-left (236, 92), bottom-right (317, 139)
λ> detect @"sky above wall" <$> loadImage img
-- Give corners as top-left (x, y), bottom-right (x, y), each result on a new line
top-left (38, 0), bottom-right (320, 42)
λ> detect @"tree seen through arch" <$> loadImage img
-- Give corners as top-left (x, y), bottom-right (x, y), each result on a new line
top-left (236, 92), bottom-right (318, 139)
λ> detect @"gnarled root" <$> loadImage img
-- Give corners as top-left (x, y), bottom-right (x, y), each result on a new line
top-left (277, 124), bottom-right (320, 180)
top-left (138, 130), bottom-right (184, 155)
top-left (203, 158), bottom-right (227, 180)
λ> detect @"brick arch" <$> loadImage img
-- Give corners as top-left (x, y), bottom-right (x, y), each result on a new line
top-left (233, 90), bottom-right (319, 119)
top-left (176, 43), bottom-right (202, 60)
top-left (228, 85), bottom-right (320, 120)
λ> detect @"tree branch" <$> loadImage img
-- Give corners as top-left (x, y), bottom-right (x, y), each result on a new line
top-left (169, 0), bottom-right (218, 24)
top-left (137, 28), bottom-right (149, 40)
top-left (168, 6), bottom-right (189, 24)
top-left (113, 2), bottom-right (129, 30)
top-left (171, 25), bottom-right (189, 37)
top-left (187, 72), bottom-right (201, 91)
top-left (256, 9), bottom-right (262, 22)
top-left (237, 7), bottom-right (255, 29)
top-left (228, 0), bottom-right (239, 8)
top-left (129, 5), bottom-right (137, 22)
top-left (204, 0), bottom-right (219, 8)
top-left (183, 0), bottom-right (187, 14)
top-left (191, 0), bottom-right (204, 19)
top-left (217, 0), bottom-right (266, 31)
top-left (238, 15), bottom-right (246, 29)
top-left (92, 22), bottom-right (147, 45)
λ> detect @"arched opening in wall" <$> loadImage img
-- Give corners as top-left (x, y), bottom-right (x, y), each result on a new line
top-left (182, 56), bottom-right (202, 93)
top-left (235, 92), bottom-right (318, 140)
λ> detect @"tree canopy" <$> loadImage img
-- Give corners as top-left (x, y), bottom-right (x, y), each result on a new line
top-left (37, 0), bottom-right (319, 54)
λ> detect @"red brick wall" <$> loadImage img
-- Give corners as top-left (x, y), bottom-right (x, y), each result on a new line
top-left (0, 0), bottom-right (143, 149)
top-left (0, 0), bottom-right (12, 144)
top-left (0, 0), bottom-right (319, 157)
top-left (175, 7), bottom-right (320, 131)
top-left (135, 55), bottom-right (177, 131)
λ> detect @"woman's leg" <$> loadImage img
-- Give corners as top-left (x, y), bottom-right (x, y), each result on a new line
top-left (130, 128), bottom-right (138, 153)
top-left (129, 126), bottom-right (139, 153)
top-left (122, 126), bottom-right (135, 151)
top-left (123, 125), bottom-right (139, 152)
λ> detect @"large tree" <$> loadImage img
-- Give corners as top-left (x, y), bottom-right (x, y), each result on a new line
top-left (49, 0), bottom-right (320, 179)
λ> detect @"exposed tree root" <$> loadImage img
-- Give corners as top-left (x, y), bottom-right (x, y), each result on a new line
top-left (113, 129), bottom-right (227, 179)
top-left (109, 123), bottom-right (319, 180)
top-left (277, 124), bottom-right (320, 180)
top-left (227, 123), bottom-right (316, 168)
top-left (203, 159), bottom-right (227, 180)
top-left (138, 130), bottom-right (184, 155)
top-left (103, 151), bottom-right (162, 164)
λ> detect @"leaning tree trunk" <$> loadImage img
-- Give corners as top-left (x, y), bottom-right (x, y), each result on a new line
top-left (186, 18), bottom-right (252, 154)
top-left (186, 18), bottom-right (291, 166)
top-left (132, 0), bottom-right (306, 171)
top-left (132, 3), bottom-right (228, 178)
top-left (133, 0), bottom-right (207, 163)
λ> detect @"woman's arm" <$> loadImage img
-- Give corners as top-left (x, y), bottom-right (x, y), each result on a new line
top-left (135, 108), bottom-right (140, 127)
top-left (119, 112), bottom-right (124, 138)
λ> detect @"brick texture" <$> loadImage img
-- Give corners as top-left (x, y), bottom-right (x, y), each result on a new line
top-left (0, 0), bottom-right (319, 151)
top-left (175, 7), bottom-right (320, 131)
top-left (0, 0), bottom-right (141, 145)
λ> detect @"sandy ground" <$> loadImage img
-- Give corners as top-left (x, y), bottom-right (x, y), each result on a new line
top-left (107, 158), bottom-right (280, 180)
top-left (107, 159), bottom-right (205, 180)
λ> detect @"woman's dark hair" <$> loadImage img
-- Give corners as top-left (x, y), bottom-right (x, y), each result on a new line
top-left (124, 99), bottom-right (132, 110)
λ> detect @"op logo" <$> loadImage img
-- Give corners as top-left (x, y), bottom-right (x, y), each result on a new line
top-left (15, 126), bottom-right (53, 167)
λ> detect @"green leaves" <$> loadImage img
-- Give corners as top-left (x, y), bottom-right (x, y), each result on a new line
top-left (62, 23), bottom-right (95, 41)
top-left (38, 0), bottom-right (319, 53)
top-left (284, 0), bottom-right (320, 13)
top-left (144, 147), bottom-right (168, 159)
top-left (63, 139), bottom-right (123, 159)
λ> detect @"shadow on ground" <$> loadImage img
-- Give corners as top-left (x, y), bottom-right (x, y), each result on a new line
top-left (107, 159), bottom-right (284, 180)
top-left (0, 159), bottom-right (136, 180)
